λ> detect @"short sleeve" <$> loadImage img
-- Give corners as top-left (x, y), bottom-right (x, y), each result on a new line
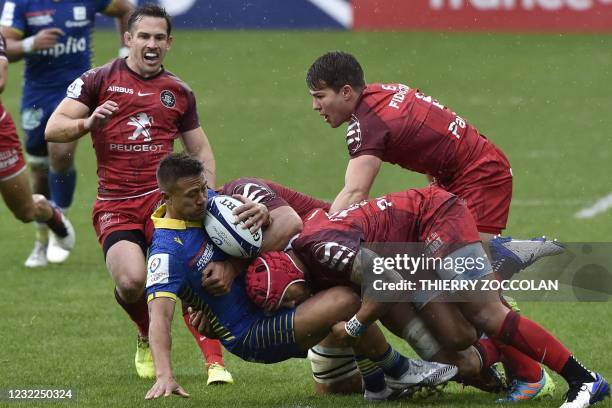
top-left (145, 251), bottom-right (185, 302)
top-left (0, 33), bottom-right (6, 59)
top-left (219, 178), bottom-right (288, 211)
top-left (0, 1), bottom-right (27, 34)
top-left (346, 113), bottom-right (388, 159)
top-left (178, 90), bottom-right (200, 133)
top-left (66, 68), bottom-right (102, 112)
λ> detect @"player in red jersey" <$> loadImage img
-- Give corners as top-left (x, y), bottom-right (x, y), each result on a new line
top-left (44, 5), bottom-right (231, 384)
top-left (284, 187), bottom-right (608, 408)
top-left (305, 51), bottom-right (563, 279)
top-left (0, 32), bottom-right (75, 258)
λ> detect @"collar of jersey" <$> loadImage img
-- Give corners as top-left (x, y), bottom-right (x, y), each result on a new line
top-left (121, 58), bottom-right (166, 81)
top-left (151, 204), bottom-right (201, 230)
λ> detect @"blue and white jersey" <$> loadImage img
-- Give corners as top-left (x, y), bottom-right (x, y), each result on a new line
top-left (0, 0), bottom-right (113, 88)
top-left (146, 190), bottom-right (266, 352)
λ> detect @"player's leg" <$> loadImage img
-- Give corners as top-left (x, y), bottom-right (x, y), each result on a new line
top-left (307, 335), bottom-right (362, 395)
top-left (1, 170), bottom-right (75, 250)
top-left (380, 300), bottom-right (505, 393)
top-left (47, 139), bottom-right (78, 263)
top-left (293, 287), bottom-right (456, 400)
top-left (103, 231), bottom-right (153, 379)
top-left (21, 96), bottom-right (51, 267)
top-left (180, 302), bottom-right (233, 385)
top-left (455, 275), bottom-right (609, 407)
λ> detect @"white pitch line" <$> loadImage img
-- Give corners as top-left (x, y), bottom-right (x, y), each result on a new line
top-left (575, 192), bottom-right (612, 219)
top-left (306, 0), bottom-right (353, 28)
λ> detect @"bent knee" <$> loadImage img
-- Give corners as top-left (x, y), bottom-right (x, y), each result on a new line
top-left (112, 272), bottom-right (147, 302)
top-left (14, 206), bottom-right (36, 223)
top-left (440, 324), bottom-right (478, 351)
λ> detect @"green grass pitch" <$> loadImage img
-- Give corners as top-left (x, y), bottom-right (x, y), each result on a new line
top-left (0, 30), bottom-right (611, 407)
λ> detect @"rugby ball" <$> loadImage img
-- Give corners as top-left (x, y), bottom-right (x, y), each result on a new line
top-left (204, 195), bottom-right (263, 258)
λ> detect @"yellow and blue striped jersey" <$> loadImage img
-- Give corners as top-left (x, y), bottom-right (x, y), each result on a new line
top-left (146, 190), bottom-right (265, 351)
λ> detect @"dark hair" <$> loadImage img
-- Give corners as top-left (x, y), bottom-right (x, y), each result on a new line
top-left (157, 153), bottom-right (204, 192)
top-left (306, 51), bottom-right (365, 92)
top-left (127, 4), bottom-right (172, 36)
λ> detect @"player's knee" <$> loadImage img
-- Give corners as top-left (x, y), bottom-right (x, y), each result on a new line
top-left (308, 345), bottom-right (361, 395)
top-left (440, 322), bottom-right (478, 351)
top-left (13, 205), bottom-right (36, 223)
top-left (114, 275), bottom-right (146, 302)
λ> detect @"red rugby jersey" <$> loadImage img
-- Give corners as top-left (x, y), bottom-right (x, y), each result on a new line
top-left (348, 83), bottom-right (492, 184)
top-left (67, 58), bottom-right (199, 200)
top-left (292, 186), bottom-right (457, 289)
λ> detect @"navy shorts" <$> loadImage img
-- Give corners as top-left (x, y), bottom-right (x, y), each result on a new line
top-left (21, 86), bottom-right (67, 158)
top-left (229, 308), bottom-right (307, 363)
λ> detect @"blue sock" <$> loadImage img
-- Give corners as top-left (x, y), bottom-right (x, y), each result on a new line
top-left (49, 167), bottom-right (77, 209)
top-left (372, 345), bottom-right (411, 379)
top-left (356, 355), bottom-right (386, 392)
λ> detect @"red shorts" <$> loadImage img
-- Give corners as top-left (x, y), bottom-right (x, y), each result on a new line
top-left (438, 144), bottom-right (513, 235)
top-left (420, 194), bottom-right (483, 257)
top-left (92, 190), bottom-right (163, 247)
top-left (0, 110), bottom-right (27, 181)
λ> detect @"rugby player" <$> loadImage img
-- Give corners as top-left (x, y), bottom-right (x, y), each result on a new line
top-left (305, 51), bottom-right (563, 278)
top-left (0, 32), bottom-right (75, 254)
top-left (282, 186), bottom-right (608, 408)
top-left (44, 5), bottom-right (231, 384)
top-left (0, 0), bottom-right (133, 266)
top-left (145, 152), bottom-right (457, 401)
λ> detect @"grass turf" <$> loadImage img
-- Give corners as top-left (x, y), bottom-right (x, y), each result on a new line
top-left (0, 30), bottom-right (611, 407)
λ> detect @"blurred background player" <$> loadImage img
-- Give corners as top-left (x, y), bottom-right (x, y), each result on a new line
top-left (305, 51), bottom-right (563, 277)
top-left (0, 0), bottom-right (133, 267)
top-left (0, 32), bottom-right (74, 256)
top-left (44, 5), bottom-right (230, 384)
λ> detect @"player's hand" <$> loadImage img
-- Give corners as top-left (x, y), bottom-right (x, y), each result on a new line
top-left (85, 100), bottom-right (118, 131)
top-left (33, 28), bottom-right (65, 50)
top-left (202, 261), bottom-right (237, 296)
top-left (145, 376), bottom-right (189, 400)
top-left (331, 321), bottom-right (358, 347)
top-left (232, 194), bottom-right (270, 233)
top-left (187, 307), bottom-right (218, 339)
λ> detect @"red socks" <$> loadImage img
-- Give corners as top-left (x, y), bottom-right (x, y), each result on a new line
top-left (493, 311), bottom-right (571, 373)
top-left (182, 309), bottom-right (224, 367)
top-left (114, 289), bottom-right (149, 337)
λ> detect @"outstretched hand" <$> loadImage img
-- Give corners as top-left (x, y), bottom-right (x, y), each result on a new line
top-left (145, 376), bottom-right (189, 400)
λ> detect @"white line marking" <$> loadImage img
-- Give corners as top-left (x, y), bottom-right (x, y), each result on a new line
top-left (306, 0), bottom-right (353, 28)
top-left (575, 193), bottom-right (612, 219)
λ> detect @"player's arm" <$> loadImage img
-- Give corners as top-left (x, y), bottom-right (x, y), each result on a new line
top-left (45, 98), bottom-right (118, 143)
top-left (145, 297), bottom-right (189, 400)
top-left (102, 0), bottom-right (134, 50)
top-left (330, 155), bottom-right (382, 213)
top-left (260, 206), bottom-right (302, 253)
top-left (0, 26), bottom-right (65, 62)
top-left (332, 248), bottom-right (401, 344)
top-left (180, 127), bottom-right (217, 188)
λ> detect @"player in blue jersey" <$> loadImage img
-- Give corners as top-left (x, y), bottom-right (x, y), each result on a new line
top-left (144, 153), bottom-right (457, 401)
top-left (0, 0), bottom-right (133, 267)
